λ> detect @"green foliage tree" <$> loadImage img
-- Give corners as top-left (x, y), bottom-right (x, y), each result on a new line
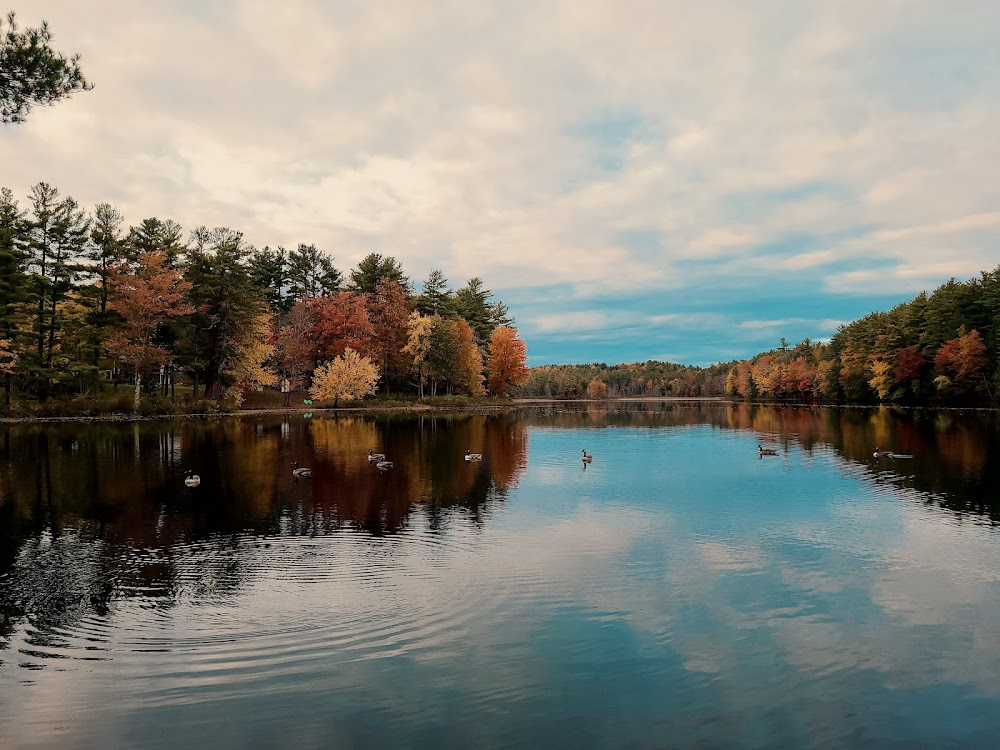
top-left (0, 12), bottom-right (92, 124)
top-left (0, 187), bottom-right (27, 406)
top-left (287, 243), bottom-right (341, 301)
top-left (181, 227), bottom-right (265, 397)
top-left (249, 245), bottom-right (289, 312)
top-left (415, 270), bottom-right (454, 316)
top-left (23, 182), bottom-right (90, 399)
top-left (349, 253), bottom-right (409, 296)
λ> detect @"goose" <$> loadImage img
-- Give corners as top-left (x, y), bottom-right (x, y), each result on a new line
top-left (581, 450), bottom-right (593, 463)
top-left (873, 447), bottom-right (889, 458)
top-left (292, 461), bottom-right (313, 478)
top-left (184, 469), bottom-right (201, 488)
top-left (758, 444), bottom-right (778, 456)
top-left (465, 450), bottom-right (483, 461)
top-left (376, 460), bottom-right (393, 470)
top-left (368, 449), bottom-right (386, 462)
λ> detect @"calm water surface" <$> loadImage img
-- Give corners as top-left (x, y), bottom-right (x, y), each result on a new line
top-left (1, 403), bottom-right (999, 749)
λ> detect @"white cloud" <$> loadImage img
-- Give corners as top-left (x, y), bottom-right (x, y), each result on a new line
top-left (8, 0), bottom-right (1000, 359)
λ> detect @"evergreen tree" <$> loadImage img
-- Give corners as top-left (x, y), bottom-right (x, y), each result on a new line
top-left (415, 270), bottom-right (454, 316)
top-left (127, 217), bottom-right (186, 266)
top-left (349, 253), bottom-right (409, 296)
top-left (287, 243), bottom-right (341, 301)
top-left (249, 245), bottom-right (289, 312)
top-left (0, 12), bottom-right (92, 124)
top-left (0, 187), bottom-right (28, 406)
top-left (454, 277), bottom-right (494, 344)
top-left (23, 183), bottom-right (90, 399)
top-left (180, 227), bottom-right (264, 397)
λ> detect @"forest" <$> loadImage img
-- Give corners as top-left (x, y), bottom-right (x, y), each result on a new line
top-left (0, 183), bottom-right (530, 414)
top-left (517, 266), bottom-right (1000, 406)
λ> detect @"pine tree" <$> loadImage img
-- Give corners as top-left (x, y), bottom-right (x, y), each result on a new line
top-left (416, 270), bottom-right (454, 316)
top-left (348, 253), bottom-right (409, 296)
top-left (0, 12), bottom-right (93, 124)
top-left (23, 183), bottom-right (90, 399)
top-left (287, 243), bottom-right (341, 301)
top-left (0, 187), bottom-right (28, 406)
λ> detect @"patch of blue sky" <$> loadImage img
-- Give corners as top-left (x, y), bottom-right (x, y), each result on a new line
top-left (717, 182), bottom-right (857, 224)
top-left (855, 39), bottom-right (998, 113)
top-left (567, 111), bottom-right (649, 172)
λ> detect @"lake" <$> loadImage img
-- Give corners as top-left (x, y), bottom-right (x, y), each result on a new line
top-left (2, 403), bottom-right (999, 749)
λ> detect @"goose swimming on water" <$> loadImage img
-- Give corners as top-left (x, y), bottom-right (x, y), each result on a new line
top-left (465, 450), bottom-right (483, 461)
top-left (184, 469), bottom-right (201, 488)
top-left (581, 450), bottom-right (593, 463)
top-left (292, 461), bottom-right (312, 478)
top-left (758, 444), bottom-right (778, 456)
top-left (368, 449), bottom-right (386, 462)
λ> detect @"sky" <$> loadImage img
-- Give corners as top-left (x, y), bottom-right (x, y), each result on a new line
top-left (6, 1), bottom-right (1000, 366)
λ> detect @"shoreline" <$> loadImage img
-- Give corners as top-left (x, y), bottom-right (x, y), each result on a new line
top-left (1, 396), bottom-right (997, 425)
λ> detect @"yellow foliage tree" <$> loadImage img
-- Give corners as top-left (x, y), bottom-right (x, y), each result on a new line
top-left (310, 347), bottom-right (380, 407)
top-left (223, 309), bottom-right (277, 403)
top-left (868, 359), bottom-right (894, 401)
top-left (0, 338), bottom-right (16, 374)
top-left (402, 311), bottom-right (433, 397)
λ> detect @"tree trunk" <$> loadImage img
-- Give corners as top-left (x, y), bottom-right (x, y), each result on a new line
top-left (133, 371), bottom-right (141, 410)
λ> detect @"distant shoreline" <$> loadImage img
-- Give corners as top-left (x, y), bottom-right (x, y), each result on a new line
top-left (4, 396), bottom-right (998, 425)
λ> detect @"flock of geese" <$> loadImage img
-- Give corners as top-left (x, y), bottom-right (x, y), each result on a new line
top-left (182, 447), bottom-right (599, 487)
top-left (183, 442), bottom-right (911, 487)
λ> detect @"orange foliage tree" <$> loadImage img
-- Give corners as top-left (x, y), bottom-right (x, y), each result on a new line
top-left (106, 250), bottom-right (192, 408)
top-left (486, 326), bottom-right (528, 396)
top-left (587, 377), bottom-right (607, 400)
top-left (366, 278), bottom-right (410, 393)
top-left (454, 318), bottom-right (485, 396)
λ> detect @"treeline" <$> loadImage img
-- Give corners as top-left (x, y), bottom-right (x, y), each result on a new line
top-left (520, 266), bottom-right (1000, 406)
top-left (519, 360), bottom-right (733, 399)
top-left (725, 268), bottom-right (1000, 404)
top-left (0, 182), bottom-right (530, 411)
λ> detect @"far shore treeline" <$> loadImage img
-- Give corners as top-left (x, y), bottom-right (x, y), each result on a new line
top-left (520, 266), bottom-right (1000, 407)
top-left (0, 183), bottom-right (529, 414)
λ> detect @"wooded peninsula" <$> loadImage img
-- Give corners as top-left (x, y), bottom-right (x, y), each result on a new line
top-left (0, 183), bottom-right (529, 416)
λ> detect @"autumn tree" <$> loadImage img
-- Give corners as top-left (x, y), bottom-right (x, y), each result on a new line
top-left (311, 292), bottom-right (374, 364)
top-left (106, 250), bottom-right (192, 408)
top-left (454, 317), bottom-right (485, 396)
top-left (0, 12), bottom-right (92, 124)
top-left (367, 278), bottom-right (410, 393)
top-left (868, 360), bottom-right (894, 401)
top-left (310, 347), bottom-right (379, 407)
top-left (934, 327), bottom-right (987, 395)
top-left (486, 326), bottom-right (528, 396)
top-left (587, 377), bottom-right (607, 400)
top-left (221, 309), bottom-right (276, 403)
top-left (402, 311), bottom-right (433, 397)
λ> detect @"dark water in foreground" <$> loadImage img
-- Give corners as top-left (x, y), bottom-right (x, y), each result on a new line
top-left (1, 403), bottom-right (1000, 749)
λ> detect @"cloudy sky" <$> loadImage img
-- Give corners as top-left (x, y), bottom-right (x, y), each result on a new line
top-left (7, 1), bottom-right (1000, 365)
